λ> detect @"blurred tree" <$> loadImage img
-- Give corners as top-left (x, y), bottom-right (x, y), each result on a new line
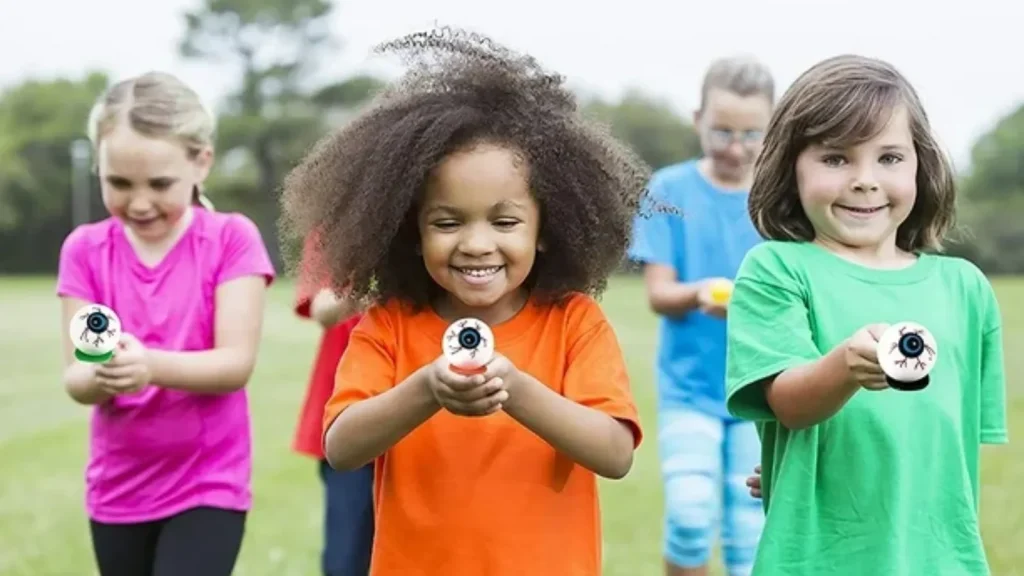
top-left (0, 73), bottom-right (109, 272)
top-left (179, 0), bottom-right (385, 269)
top-left (949, 104), bottom-right (1024, 273)
top-left (583, 89), bottom-right (702, 170)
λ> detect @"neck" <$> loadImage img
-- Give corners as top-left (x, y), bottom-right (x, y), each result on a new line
top-left (434, 288), bottom-right (529, 326)
top-left (697, 158), bottom-right (751, 191)
top-left (813, 235), bottom-right (915, 270)
top-left (126, 206), bottom-right (194, 251)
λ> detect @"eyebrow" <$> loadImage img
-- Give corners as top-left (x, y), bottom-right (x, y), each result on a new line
top-left (104, 175), bottom-right (179, 184)
top-left (424, 199), bottom-right (528, 216)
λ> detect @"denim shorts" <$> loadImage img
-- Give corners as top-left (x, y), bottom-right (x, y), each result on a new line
top-left (319, 460), bottom-right (374, 576)
top-left (658, 406), bottom-right (764, 575)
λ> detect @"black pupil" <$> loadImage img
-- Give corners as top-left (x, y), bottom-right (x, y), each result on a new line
top-left (458, 327), bottom-right (481, 349)
top-left (897, 333), bottom-right (923, 358)
top-left (86, 312), bottom-right (109, 333)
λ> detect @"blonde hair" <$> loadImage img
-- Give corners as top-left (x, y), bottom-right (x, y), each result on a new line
top-left (88, 71), bottom-right (216, 210)
top-left (700, 55), bottom-right (775, 110)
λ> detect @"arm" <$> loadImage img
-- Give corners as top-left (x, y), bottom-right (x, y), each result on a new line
top-left (642, 263), bottom-right (702, 316)
top-left (324, 367), bottom-right (440, 471)
top-left (60, 296), bottom-right (113, 405)
top-left (310, 288), bottom-right (361, 328)
top-left (503, 373), bottom-right (635, 479)
top-left (149, 276), bottom-right (267, 394)
top-left (763, 344), bottom-right (857, 430)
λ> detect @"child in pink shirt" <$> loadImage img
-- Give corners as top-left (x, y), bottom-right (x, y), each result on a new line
top-left (56, 71), bottom-right (274, 576)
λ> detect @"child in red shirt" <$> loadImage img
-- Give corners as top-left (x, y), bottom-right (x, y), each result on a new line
top-left (293, 239), bottom-right (374, 576)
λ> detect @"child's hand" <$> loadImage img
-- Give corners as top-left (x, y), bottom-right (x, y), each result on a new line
top-left (746, 465), bottom-right (763, 499)
top-left (844, 324), bottom-right (890, 390)
top-left (425, 356), bottom-right (509, 417)
top-left (95, 333), bottom-right (151, 395)
top-left (696, 278), bottom-right (731, 319)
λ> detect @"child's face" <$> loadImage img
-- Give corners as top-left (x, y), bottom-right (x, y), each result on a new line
top-left (97, 124), bottom-right (211, 243)
top-left (795, 106), bottom-right (918, 255)
top-left (418, 143), bottom-right (541, 322)
top-left (695, 88), bottom-right (772, 185)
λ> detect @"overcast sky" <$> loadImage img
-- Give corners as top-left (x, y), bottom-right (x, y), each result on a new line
top-left (2, 0), bottom-right (1020, 168)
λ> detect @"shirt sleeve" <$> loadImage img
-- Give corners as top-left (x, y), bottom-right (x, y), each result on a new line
top-left (979, 280), bottom-right (1008, 444)
top-left (725, 245), bottom-right (822, 421)
top-left (215, 214), bottom-right (276, 287)
top-left (323, 306), bottom-right (397, 436)
top-left (55, 226), bottom-right (97, 302)
top-left (627, 172), bottom-right (680, 269)
top-left (562, 298), bottom-right (643, 448)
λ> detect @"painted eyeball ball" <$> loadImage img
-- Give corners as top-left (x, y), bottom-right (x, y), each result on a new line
top-left (708, 279), bottom-right (734, 305)
top-left (442, 318), bottom-right (495, 370)
top-left (876, 321), bottom-right (938, 382)
top-left (69, 304), bottom-right (122, 363)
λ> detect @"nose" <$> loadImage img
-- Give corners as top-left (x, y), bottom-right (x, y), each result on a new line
top-left (851, 166), bottom-right (880, 193)
top-left (127, 195), bottom-right (154, 214)
top-left (457, 223), bottom-right (497, 256)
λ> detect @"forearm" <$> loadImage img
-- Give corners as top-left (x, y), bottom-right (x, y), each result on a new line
top-left (504, 374), bottom-right (635, 479)
top-left (147, 348), bottom-right (255, 394)
top-left (765, 345), bottom-right (858, 430)
top-left (63, 362), bottom-right (112, 405)
top-left (325, 370), bottom-right (441, 471)
top-left (648, 281), bottom-right (702, 316)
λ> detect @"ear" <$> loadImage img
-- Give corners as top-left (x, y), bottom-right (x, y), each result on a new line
top-left (193, 147), bottom-right (214, 183)
top-left (536, 240), bottom-right (546, 252)
top-left (693, 109), bottom-right (703, 129)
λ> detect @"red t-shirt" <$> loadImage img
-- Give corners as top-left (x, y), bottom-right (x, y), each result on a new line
top-left (292, 235), bottom-right (361, 459)
top-left (293, 297), bottom-right (362, 459)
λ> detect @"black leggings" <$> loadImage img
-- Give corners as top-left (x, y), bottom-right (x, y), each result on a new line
top-left (90, 506), bottom-right (246, 576)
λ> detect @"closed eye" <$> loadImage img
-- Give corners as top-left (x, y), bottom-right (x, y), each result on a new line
top-left (430, 220), bottom-right (460, 231)
top-left (493, 218), bottom-right (521, 229)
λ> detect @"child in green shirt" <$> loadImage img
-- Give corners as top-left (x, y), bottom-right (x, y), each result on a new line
top-left (725, 54), bottom-right (1008, 576)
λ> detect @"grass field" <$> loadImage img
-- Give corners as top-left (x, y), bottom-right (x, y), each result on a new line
top-left (0, 275), bottom-right (1021, 576)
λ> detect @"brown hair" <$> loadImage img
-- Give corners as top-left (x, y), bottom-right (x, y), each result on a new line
top-left (749, 54), bottom-right (956, 252)
top-left (278, 27), bottom-right (653, 307)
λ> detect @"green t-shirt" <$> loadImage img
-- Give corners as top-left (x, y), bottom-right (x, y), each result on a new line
top-left (725, 241), bottom-right (1008, 576)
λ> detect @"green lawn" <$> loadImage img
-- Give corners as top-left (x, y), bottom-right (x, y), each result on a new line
top-left (0, 275), bottom-right (1021, 576)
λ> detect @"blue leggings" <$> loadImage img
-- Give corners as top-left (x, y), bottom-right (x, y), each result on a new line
top-left (659, 407), bottom-right (764, 576)
top-left (319, 460), bottom-right (374, 576)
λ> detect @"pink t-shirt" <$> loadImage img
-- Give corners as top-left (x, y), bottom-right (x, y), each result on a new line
top-left (56, 207), bottom-right (275, 524)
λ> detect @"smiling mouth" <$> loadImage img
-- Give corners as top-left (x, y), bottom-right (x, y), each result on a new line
top-left (836, 204), bottom-right (888, 214)
top-left (452, 266), bottom-right (504, 277)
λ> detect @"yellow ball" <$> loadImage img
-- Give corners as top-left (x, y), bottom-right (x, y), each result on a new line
top-left (709, 280), bottom-right (734, 304)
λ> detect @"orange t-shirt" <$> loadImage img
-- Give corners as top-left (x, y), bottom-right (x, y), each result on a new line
top-left (323, 293), bottom-right (643, 576)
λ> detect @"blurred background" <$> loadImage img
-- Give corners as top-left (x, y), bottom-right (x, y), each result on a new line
top-left (0, 0), bottom-right (1021, 574)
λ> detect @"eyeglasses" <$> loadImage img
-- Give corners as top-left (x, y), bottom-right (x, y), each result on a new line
top-left (707, 128), bottom-right (765, 149)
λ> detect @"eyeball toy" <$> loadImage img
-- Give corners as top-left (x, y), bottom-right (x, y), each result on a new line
top-left (876, 321), bottom-right (937, 391)
top-left (69, 304), bottom-right (122, 363)
top-left (443, 318), bottom-right (495, 375)
top-left (708, 279), bottom-right (734, 305)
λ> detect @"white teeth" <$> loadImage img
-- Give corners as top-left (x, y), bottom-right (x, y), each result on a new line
top-left (459, 267), bottom-right (500, 277)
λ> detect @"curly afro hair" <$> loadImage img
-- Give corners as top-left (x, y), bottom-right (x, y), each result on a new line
top-left (280, 26), bottom-right (659, 309)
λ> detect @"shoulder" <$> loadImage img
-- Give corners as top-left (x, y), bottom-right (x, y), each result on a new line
top-left (737, 241), bottom-right (816, 285)
top-left (355, 299), bottom-right (414, 339)
top-left (60, 218), bottom-right (118, 255)
top-left (542, 292), bottom-right (612, 338)
top-left (928, 253), bottom-right (999, 310)
top-left (649, 160), bottom-right (699, 196)
top-left (195, 208), bottom-right (263, 246)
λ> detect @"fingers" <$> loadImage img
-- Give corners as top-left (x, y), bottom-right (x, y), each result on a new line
top-left (443, 388), bottom-right (509, 417)
top-left (438, 377), bottom-right (505, 404)
top-left (438, 370), bottom-right (487, 393)
top-left (96, 364), bottom-right (136, 379)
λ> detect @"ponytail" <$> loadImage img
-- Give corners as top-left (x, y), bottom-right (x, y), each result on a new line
top-left (191, 185), bottom-right (215, 211)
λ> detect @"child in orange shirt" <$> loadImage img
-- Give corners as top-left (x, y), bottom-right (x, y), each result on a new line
top-left (280, 27), bottom-right (657, 576)
top-left (293, 235), bottom-right (373, 576)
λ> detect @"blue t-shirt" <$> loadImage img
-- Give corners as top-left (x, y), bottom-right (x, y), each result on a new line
top-left (628, 159), bottom-right (762, 419)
